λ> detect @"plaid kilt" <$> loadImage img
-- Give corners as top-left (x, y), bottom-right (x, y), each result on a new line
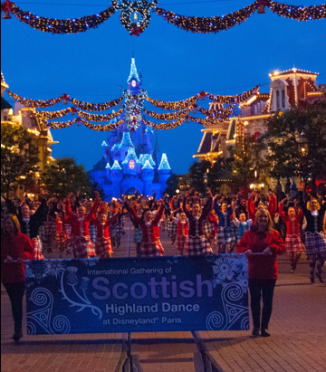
top-left (285, 234), bottom-right (305, 252)
top-left (32, 237), bottom-right (44, 260)
top-left (305, 232), bottom-right (326, 255)
top-left (171, 221), bottom-right (178, 239)
top-left (217, 227), bottom-right (236, 245)
top-left (177, 235), bottom-right (189, 253)
top-left (115, 223), bottom-right (124, 237)
top-left (202, 221), bottom-right (212, 237)
top-left (89, 224), bottom-right (97, 245)
top-left (71, 235), bottom-right (96, 259)
top-left (95, 237), bottom-right (112, 258)
top-left (188, 235), bottom-right (213, 256)
top-left (56, 231), bottom-right (68, 245)
top-left (134, 227), bottom-right (143, 244)
top-left (109, 224), bottom-right (117, 237)
top-left (139, 240), bottom-right (164, 257)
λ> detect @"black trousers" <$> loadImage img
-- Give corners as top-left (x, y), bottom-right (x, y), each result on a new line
top-left (249, 279), bottom-right (276, 330)
top-left (3, 282), bottom-right (25, 336)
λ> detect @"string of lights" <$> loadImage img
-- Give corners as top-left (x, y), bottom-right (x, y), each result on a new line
top-left (144, 107), bottom-right (192, 120)
top-left (123, 89), bottom-right (148, 130)
top-left (77, 109), bottom-right (123, 121)
top-left (42, 117), bottom-right (124, 131)
top-left (2, 0), bottom-right (324, 35)
top-left (143, 117), bottom-right (186, 129)
top-left (147, 95), bottom-right (199, 110)
top-left (1, 0), bottom-right (115, 33)
top-left (37, 108), bottom-right (76, 119)
top-left (7, 90), bottom-right (122, 111)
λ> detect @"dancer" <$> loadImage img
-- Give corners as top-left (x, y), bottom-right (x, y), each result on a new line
top-left (214, 198), bottom-right (235, 253)
top-left (300, 190), bottom-right (326, 283)
top-left (170, 208), bottom-right (189, 255)
top-left (279, 199), bottom-right (305, 273)
top-left (182, 189), bottom-right (213, 256)
top-left (125, 198), bottom-right (165, 257)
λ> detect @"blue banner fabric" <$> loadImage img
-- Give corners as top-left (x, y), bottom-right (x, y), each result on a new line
top-left (25, 254), bottom-right (249, 335)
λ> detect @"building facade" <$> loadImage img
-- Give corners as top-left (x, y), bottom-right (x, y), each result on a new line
top-left (194, 67), bottom-right (325, 190)
top-left (90, 59), bottom-right (171, 200)
top-left (1, 71), bottom-right (58, 199)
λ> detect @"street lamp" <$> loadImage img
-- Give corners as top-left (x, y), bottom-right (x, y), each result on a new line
top-left (176, 189), bottom-right (180, 194)
top-left (298, 132), bottom-right (309, 155)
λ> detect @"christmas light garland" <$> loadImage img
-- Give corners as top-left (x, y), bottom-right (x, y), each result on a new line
top-left (143, 117), bottom-right (186, 130)
top-left (7, 90), bottom-right (122, 111)
top-left (43, 117), bottom-right (124, 131)
top-left (77, 109), bottom-right (123, 122)
top-left (2, 0), bottom-right (324, 36)
top-left (147, 95), bottom-right (199, 110)
top-left (144, 107), bottom-right (192, 120)
top-left (123, 89), bottom-right (148, 130)
top-left (269, 1), bottom-right (326, 20)
top-left (156, 2), bottom-right (258, 34)
top-left (37, 108), bottom-right (75, 119)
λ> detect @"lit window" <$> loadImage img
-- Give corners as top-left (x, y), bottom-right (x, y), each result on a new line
top-left (282, 89), bottom-right (286, 108)
top-left (129, 160), bottom-right (135, 170)
top-left (276, 90), bottom-right (280, 108)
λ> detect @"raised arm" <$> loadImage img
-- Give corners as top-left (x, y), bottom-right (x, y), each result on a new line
top-left (268, 192), bottom-right (277, 219)
top-left (279, 199), bottom-right (289, 222)
top-left (153, 201), bottom-right (165, 225)
top-left (86, 198), bottom-right (100, 221)
top-left (202, 196), bottom-right (213, 220)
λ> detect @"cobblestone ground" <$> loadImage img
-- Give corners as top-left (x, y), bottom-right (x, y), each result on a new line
top-left (1, 222), bottom-right (326, 372)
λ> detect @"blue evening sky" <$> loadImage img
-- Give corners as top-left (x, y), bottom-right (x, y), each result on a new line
top-left (1, 0), bottom-right (325, 174)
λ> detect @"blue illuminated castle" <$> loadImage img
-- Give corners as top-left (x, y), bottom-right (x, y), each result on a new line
top-left (90, 59), bottom-right (172, 200)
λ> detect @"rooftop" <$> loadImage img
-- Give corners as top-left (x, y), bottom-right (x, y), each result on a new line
top-left (142, 159), bottom-right (154, 170)
top-left (119, 132), bottom-right (135, 149)
top-left (111, 160), bottom-right (122, 170)
top-left (127, 58), bottom-right (141, 83)
top-left (158, 153), bottom-right (171, 171)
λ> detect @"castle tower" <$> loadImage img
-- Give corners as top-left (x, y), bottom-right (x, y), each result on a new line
top-left (110, 160), bottom-right (123, 197)
top-left (158, 153), bottom-right (171, 195)
top-left (142, 160), bottom-right (155, 197)
top-left (127, 58), bottom-right (142, 95)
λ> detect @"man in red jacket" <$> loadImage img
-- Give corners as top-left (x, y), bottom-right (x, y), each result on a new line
top-left (237, 208), bottom-right (285, 337)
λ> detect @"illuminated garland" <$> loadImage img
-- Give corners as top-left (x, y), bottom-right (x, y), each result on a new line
top-left (7, 90), bottom-right (122, 111)
top-left (77, 109), bottom-right (123, 122)
top-left (123, 89), bottom-right (148, 130)
top-left (147, 95), bottom-right (199, 110)
top-left (7, 90), bottom-right (63, 107)
top-left (269, 1), bottom-right (326, 20)
top-left (143, 117), bottom-right (186, 130)
top-left (2, 0), bottom-right (324, 35)
top-left (44, 117), bottom-right (124, 131)
top-left (69, 97), bottom-right (122, 111)
top-left (144, 107), bottom-right (192, 120)
top-left (1, 1), bottom-right (115, 34)
top-left (37, 108), bottom-right (75, 119)
top-left (156, 2), bottom-right (258, 34)
top-left (112, 0), bottom-right (158, 35)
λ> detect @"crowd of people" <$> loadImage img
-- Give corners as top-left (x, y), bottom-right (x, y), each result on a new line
top-left (1, 184), bottom-right (325, 342)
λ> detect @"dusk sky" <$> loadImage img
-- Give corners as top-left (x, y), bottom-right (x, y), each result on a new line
top-left (1, 0), bottom-right (325, 174)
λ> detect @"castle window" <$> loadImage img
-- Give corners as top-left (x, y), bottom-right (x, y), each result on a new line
top-left (276, 90), bottom-right (280, 109)
top-left (282, 89), bottom-right (286, 108)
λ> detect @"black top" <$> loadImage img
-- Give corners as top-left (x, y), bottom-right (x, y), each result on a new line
top-left (183, 197), bottom-right (212, 237)
top-left (299, 192), bottom-right (326, 234)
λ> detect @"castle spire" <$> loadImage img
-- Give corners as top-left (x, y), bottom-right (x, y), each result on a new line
top-left (127, 58), bottom-right (140, 83)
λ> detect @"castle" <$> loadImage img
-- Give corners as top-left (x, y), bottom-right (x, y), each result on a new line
top-left (90, 59), bottom-right (172, 200)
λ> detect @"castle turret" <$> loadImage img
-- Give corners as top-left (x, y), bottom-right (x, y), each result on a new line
top-left (158, 153), bottom-right (171, 196)
top-left (110, 160), bottom-right (123, 198)
top-left (127, 58), bottom-right (141, 95)
top-left (142, 160), bottom-right (155, 197)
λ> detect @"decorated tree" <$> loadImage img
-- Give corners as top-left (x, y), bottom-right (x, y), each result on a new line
top-left (1, 124), bottom-right (40, 201)
top-left (263, 101), bottom-right (326, 191)
top-left (40, 157), bottom-right (94, 199)
top-left (228, 134), bottom-right (267, 192)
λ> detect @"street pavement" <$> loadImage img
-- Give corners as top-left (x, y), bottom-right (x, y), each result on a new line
top-left (1, 221), bottom-right (326, 372)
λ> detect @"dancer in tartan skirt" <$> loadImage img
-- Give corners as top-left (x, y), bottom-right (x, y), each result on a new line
top-left (182, 189), bottom-right (213, 256)
top-left (214, 197), bottom-right (235, 254)
top-left (93, 203), bottom-right (121, 258)
top-left (65, 192), bottom-right (99, 259)
top-left (170, 208), bottom-right (189, 255)
top-left (129, 202), bottom-right (143, 257)
top-left (232, 209), bottom-right (252, 244)
top-left (299, 190), bottom-right (326, 283)
top-left (125, 198), bottom-right (165, 257)
top-left (279, 199), bottom-right (305, 273)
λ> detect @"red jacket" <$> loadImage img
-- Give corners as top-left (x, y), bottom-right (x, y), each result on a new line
top-left (66, 199), bottom-right (100, 237)
top-left (279, 201), bottom-right (303, 236)
top-left (93, 213), bottom-right (120, 239)
top-left (237, 227), bottom-right (285, 280)
top-left (1, 231), bottom-right (34, 283)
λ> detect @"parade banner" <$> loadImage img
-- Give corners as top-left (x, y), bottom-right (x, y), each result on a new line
top-left (25, 255), bottom-right (249, 335)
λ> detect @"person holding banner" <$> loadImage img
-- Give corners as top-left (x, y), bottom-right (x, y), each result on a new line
top-left (125, 198), bottom-right (165, 257)
top-left (237, 208), bottom-right (285, 338)
top-left (1, 214), bottom-right (34, 344)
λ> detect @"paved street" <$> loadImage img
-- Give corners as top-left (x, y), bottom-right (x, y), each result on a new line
top-left (1, 222), bottom-right (326, 372)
